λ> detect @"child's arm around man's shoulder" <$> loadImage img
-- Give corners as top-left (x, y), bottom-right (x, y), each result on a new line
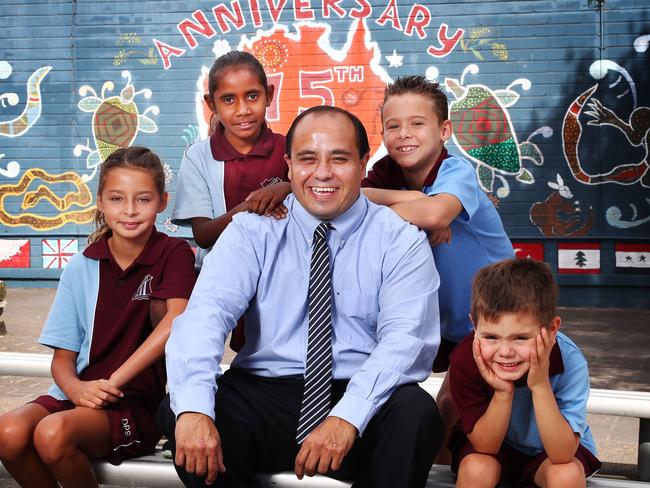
top-left (363, 187), bottom-right (462, 246)
top-left (362, 155), bottom-right (475, 246)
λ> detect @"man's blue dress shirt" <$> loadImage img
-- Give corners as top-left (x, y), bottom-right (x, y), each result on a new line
top-left (166, 193), bottom-right (440, 435)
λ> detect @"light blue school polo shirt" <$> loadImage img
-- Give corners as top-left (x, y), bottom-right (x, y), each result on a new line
top-left (423, 153), bottom-right (514, 343)
top-left (450, 331), bottom-right (598, 457)
top-left (171, 138), bottom-right (226, 268)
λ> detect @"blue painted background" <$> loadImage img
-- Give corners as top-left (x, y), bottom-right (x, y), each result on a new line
top-left (1, 0), bottom-right (648, 307)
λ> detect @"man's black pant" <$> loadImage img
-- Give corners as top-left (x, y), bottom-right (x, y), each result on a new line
top-left (157, 368), bottom-right (443, 488)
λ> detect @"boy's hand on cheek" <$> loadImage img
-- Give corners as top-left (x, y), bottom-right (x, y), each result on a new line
top-left (527, 327), bottom-right (555, 391)
top-left (473, 338), bottom-right (513, 394)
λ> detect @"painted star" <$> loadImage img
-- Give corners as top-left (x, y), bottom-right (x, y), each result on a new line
top-left (640, 255), bottom-right (647, 262)
top-left (386, 50), bottom-right (403, 68)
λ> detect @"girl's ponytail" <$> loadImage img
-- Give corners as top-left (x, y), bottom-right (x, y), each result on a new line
top-left (87, 209), bottom-right (110, 244)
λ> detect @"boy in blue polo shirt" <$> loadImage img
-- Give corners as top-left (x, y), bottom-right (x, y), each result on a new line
top-left (363, 75), bottom-right (514, 370)
top-left (362, 75), bottom-right (514, 461)
top-left (448, 258), bottom-right (600, 487)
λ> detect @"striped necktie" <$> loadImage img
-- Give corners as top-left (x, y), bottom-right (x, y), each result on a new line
top-left (296, 222), bottom-right (333, 443)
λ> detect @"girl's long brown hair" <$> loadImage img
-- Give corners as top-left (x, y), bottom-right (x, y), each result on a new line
top-left (88, 146), bottom-right (166, 244)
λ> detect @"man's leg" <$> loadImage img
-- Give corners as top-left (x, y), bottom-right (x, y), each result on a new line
top-left (348, 384), bottom-right (443, 488)
top-left (157, 395), bottom-right (210, 488)
top-left (157, 370), bottom-right (304, 488)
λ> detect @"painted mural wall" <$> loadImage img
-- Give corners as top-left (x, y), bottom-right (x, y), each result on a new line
top-left (1, 0), bottom-right (648, 306)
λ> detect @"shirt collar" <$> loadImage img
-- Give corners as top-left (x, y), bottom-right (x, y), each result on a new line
top-left (548, 340), bottom-right (565, 376)
top-left (375, 147), bottom-right (448, 189)
top-left (289, 192), bottom-right (368, 246)
top-left (210, 122), bottom-right (276, 161)
top-left (83, 227), bottom-right (167, 266)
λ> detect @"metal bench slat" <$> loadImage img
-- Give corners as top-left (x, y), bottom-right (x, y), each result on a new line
top-left (2, 351), bottom-right (650, 484)
top-left (3, 351), bottom-right (650, 419)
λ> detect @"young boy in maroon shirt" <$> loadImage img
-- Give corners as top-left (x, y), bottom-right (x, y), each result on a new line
top-left (449, 258), bottom-right (600, 488)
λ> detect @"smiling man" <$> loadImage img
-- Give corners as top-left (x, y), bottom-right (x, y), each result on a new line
top-left (158, 105), bottom-right (444, 488)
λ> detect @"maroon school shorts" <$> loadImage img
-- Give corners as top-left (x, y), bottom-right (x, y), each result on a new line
top-left (449, 424), bottom-right (601, 483)
top-left (30, 395), bottom-right (161, 464)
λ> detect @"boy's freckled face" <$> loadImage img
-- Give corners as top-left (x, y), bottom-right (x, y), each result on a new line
top-left (475, 312), bottom-right (545, 382)
top-left (381, 93), bottom-right (452, 179)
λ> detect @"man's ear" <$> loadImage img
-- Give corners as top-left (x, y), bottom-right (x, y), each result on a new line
top-left (360, 152), bottom-right (370, 177)
top-left (285, 154), bottom-right (292, 182)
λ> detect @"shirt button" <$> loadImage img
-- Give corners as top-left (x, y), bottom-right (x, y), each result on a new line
top-left (238, 157), bottom-right (245, 163)
top-left (117, 279), bottom-right (124, 286)
top-left (240, 176), bottom-right (247, 183)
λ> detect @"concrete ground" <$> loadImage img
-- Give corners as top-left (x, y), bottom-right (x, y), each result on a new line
top-left (0, 287), bottom-right (648, 486)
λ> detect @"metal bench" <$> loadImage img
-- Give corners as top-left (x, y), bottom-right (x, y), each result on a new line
top-left (1, 352), bottom-right (649, 487)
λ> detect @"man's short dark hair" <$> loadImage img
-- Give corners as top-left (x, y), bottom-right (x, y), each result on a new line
top-left (285, 105), bottom-right (370, 159)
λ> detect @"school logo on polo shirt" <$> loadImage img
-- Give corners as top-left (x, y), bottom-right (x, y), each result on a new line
top-left (132, 274), bottom-right (153, 300)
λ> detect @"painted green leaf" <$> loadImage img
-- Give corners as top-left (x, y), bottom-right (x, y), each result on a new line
top-left (494, 89), bottom-right (519, 107)
top-left (138, 116), bottom-right (158, 133)
top-left (516, 168), bottom-right (535, 184)
top-left (78, 97), bottom-right (102, 112)
top-left (477, 164), bottom-right (495, 192)
top-left (520, 141), bottom-right (543, 165)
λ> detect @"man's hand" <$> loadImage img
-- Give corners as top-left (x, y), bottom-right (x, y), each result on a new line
top-left (473, 338), bottom-right (513, 394)
top-left (175, 412), bottom-right (225, 485)
top-left (294, 416), bottom-right (357, 479)
top-left (245, 182), bottom-right (291, 219)
top-left (427, 226), bottom-right (452, 246)
top-left (68, 379), bottom-right (123, 409)
top-left (527, 326), bottom-right (556, 391)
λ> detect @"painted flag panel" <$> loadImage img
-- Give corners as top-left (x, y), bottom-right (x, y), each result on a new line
top-left (615, 243), bottom-right (650, 274)
top-left (42, 239), bottom-right (78, 269)
top-left (558, 242), bottom-right (600, 274)
top-left (0, 239), bottom-right (30, 268)
top-left (512, 242), bottom-right (544, 261)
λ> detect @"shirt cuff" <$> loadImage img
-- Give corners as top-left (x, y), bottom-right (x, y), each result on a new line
top-left (170, 384), bottom-right (217, 420)
top-left (329, 392), bottom-right (377, 436)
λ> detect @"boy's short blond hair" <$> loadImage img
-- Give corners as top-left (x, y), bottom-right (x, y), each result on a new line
top-left (382, 75), bottom-right (449, 124)
top-left (471, 258), bottom-right (558, 327)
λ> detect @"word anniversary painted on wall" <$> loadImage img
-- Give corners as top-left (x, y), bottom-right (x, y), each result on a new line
top-left (153, 0), bottom-right (465, 69)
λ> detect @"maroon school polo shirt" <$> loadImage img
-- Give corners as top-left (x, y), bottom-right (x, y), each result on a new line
top-left (80, 229), bottom-right (196, 410)
top-left (210, 122), bottom-right (288, 210)
top-left (361, 148), bottom-right (449, 190)
top-left (448, 331), bottom-right (564, 434)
